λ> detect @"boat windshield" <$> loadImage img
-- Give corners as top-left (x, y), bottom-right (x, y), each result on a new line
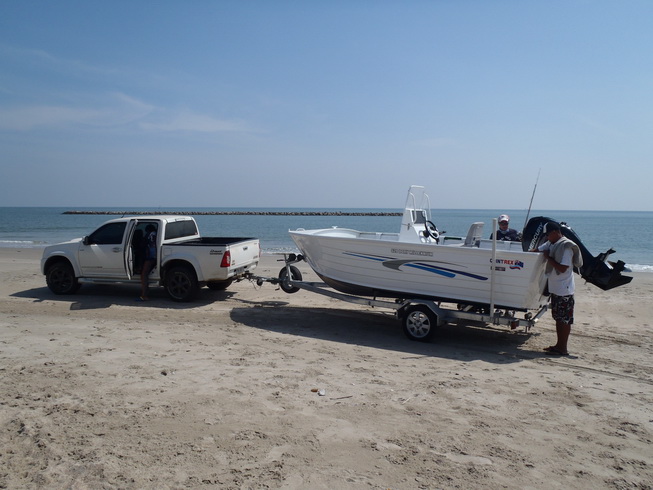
top-left (404, 186), bottom-right (431, 221)
top-left (399, 185), bottom-right (434, 242)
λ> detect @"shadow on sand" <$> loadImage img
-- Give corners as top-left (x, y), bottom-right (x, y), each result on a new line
top-left (13, 284), bottom-right (554, 363)
top-left (230, 302), bottom-right (547, 364)
top-left (11, 284), bottom-right (235, 311)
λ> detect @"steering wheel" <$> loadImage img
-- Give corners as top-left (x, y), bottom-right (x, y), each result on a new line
top-left (424, 220), bottom-right (439, 240)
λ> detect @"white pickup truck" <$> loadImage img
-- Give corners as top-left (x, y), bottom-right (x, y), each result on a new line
top-left (41, 215), bottom-right (260, 301)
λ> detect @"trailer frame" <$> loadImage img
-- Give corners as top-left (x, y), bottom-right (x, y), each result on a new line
top-left (249, 253), bottom-right (549, 342)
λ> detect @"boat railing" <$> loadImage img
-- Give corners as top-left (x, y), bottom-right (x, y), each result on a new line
top-left (359, 231), bottom-right (399, 241)
top-left (478, 239), bottom-right (524, 251)
top-left (405, 187), bottom-right (431, 220)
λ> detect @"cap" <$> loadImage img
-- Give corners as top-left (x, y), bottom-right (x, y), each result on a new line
top-left (544, 222), bottom-right (561, 234)
top-left (498, 214), bottom-right (510, 223)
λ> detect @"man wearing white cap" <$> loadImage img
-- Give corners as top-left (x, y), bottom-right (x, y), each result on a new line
top-left (490, 214), bottom-right (521, 241)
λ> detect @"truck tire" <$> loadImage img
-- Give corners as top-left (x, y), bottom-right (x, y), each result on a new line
top-left (165, 266), bottom-right (199, 302)
top-left (278, 265), bottom-right (302, 293)
top-left (46, 261), bottom-right (80, 295)
top-left (402, 305), bottom-right (437, 342)
top-left (207, 278), bottom-right (233, 291)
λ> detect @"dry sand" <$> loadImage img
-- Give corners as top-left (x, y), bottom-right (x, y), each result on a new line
top-left (1, 248), bottom-right (651, 489)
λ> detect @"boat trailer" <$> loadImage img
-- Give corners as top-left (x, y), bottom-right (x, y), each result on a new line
top-left (248, 253), bottom-right (549, 342)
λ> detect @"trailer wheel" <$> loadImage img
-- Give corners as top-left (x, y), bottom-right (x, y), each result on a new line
top-left (165, 266), bottom-right (199, 302)
top-left (278, 265), bottom-right (302, 294)
top-left (402, 305), bottom-right (437, 342)
top-left (46, 261), bottom-right (80, 295)
top-left (207, 278), bottom-right (233, 291)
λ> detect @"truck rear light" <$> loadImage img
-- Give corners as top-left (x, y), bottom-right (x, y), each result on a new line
top-left (220, 250), bottom-right (231, 268)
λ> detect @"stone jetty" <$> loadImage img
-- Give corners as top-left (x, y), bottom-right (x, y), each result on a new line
top-left (63, 210), bottom-right (401, 216)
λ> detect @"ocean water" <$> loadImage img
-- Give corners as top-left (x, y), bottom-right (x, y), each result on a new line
top-left (0, 207), bottom-right (651, 272)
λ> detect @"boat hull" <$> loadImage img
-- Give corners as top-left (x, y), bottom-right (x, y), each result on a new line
top-left (290, 228), bottom-right (548, 310)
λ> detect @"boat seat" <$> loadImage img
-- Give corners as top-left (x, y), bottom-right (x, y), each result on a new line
top-left (464, 222), bottom-right (484, 247)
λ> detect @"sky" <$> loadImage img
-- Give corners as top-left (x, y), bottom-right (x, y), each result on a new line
top-left (1, 1), bottom-right (651, 211)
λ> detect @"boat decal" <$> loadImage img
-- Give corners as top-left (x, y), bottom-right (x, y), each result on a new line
top-left (343, 252), bottom-right (389, 262)
top-left (400, 262), bottom-right (456, 278)
top-left (395, 260), bottom-right (488, 280)
top-left (390, 248), bottom-right (433, 257)
top-left (493, 258), bottom-right (524, 270)
top-left (343, 253), bottom-right (488, 281)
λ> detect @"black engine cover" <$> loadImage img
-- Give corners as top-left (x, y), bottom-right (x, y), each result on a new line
top-left (522, 217), bottom-right (632, 291)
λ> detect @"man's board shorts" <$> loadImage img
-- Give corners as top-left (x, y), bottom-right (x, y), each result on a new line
top-left (551, 294), bottom-right (575, 325)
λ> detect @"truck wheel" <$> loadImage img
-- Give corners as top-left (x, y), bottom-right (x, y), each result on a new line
top-left (278, 265), bottom-right (302, 294)
top-left (165, 266), bottom-right (199, 302)
top-left (207, 278), bottom-right (233, 291)
top-left (402, 305), bottom-right (437, 342)
top-left (46, 261), bottom-right (80, 295)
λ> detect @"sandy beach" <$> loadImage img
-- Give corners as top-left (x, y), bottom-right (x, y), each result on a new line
top-left (0, 247), bottom-right (651, 489)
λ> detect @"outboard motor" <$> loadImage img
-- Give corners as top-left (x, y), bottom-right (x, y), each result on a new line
top-left (522, 217), bottom-right (633, 291)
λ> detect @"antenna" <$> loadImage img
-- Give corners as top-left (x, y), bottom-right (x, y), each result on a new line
top-left (524, 168), bottom-right (541, 229)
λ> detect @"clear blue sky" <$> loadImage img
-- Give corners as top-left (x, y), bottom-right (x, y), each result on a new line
top-left (1, 1), bottom-right (651, 210)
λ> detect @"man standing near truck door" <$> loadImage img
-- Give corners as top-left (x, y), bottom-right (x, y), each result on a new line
top-left (138, 224), bottom-right (157, 301)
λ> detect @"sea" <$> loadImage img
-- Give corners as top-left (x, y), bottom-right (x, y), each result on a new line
top-left (0, 207), bottom-right (651, 273)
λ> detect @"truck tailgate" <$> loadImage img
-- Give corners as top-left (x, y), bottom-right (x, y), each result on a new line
top-left (227, 238), bottom-right (260, 270)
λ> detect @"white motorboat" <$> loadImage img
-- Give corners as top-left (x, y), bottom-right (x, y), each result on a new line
top-left (290, 186), bottom-right (548, 311)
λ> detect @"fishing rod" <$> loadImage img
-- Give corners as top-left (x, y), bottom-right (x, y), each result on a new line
top-left (523, 168), bottom-right (541, 229)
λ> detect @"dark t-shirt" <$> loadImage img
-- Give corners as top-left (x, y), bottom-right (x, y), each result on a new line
top-left (491, 228), bottom-right (521, 241)
top-left (145, 231), bottom-right (157, 260)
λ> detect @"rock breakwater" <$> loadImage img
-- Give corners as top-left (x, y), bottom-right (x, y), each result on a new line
top-left (63, 210), bottom-right (401, 216)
